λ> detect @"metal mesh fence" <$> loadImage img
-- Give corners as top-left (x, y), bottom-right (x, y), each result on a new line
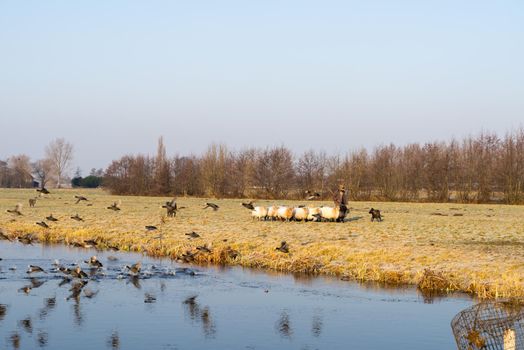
top-left (451, 300), bottom-right (524, 350)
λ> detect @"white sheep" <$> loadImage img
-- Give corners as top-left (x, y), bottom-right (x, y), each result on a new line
top-left (320, 206), bottom-right (341, 222)
top-left (251, 206), bottom-right (268, 221)
top-left (267, 206), bottom-right (279, 221)
top-left (307, 207), bottom-right (322, 221)
top-left (292, 207), bottom-right (309, 221)
top-left (277, 206), bottom-right (294, 221)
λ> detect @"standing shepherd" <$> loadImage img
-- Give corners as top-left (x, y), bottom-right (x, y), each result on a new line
top-left (333, 185), bottom-right (349, 222)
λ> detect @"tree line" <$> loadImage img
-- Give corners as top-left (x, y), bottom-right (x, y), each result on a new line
top-left (0, 138), bottom-right (74, 189)
top-left (104, 130), bottom-right (524, 204)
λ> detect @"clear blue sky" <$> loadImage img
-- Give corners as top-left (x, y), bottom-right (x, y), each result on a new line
top-left (1, 0), bottom-right (523, 173)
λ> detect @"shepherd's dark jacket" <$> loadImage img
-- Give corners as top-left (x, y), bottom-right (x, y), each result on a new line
top-left (333, 190), bottom-right (348, 206)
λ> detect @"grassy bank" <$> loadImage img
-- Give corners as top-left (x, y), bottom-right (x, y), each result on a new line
top-left (1, 188), bottom-right (523, 299)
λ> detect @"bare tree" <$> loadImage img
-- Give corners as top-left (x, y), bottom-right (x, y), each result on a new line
top-left (154, 136), bottom-right (171, 195)
top-left (45, 138), bottom-right (74, 188)
top-left (32, 159), bottom-right (53, 189)
top-left (8, 154), bottom-right (33, 188)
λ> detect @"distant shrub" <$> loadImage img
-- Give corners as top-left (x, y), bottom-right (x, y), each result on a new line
top-left (71, 175), bottom-right (103, 188)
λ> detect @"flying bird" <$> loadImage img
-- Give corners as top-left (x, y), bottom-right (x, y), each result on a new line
top-left (37, 188), bottom-right (50, 194)
top-left (0, 230), bottom-right (11, 241)
top-left (203, 202), bottom-right (219, 211)
top-left (70, 214), bottom-right (83, 221)
top-left (74, 195), bottom-right (88, 204)
top-left (185, 231), bottom-right (200, 239)
top-left (162, 198), bottom-right (178, 217)
top-left (305, 190), bottom-right (321, 200)
top-left (84, 256), bottom-right (103, 268)
top-left (241, 201), bottom-right (255, 210)
top-left (145, 225), bottom-right (158, 231)
top-left (19, 285), bottom-right (32, 294)
top-left (196, 245), bottom-right (212, 253)
top-left (46, 214), bottom-right (58, 222)
top-left (71, 266), bottom-right (88, 279)
top-left (27, 265), bottom-right (46, 274)
top-left (107, 201), bottom-right (121, 211)
top-left (36, 221), bottom-right (49, 229)
top-left (84, 239), bottom-right (98, 247)
top-left (125, 262), bottom-right (142, 275)
top-left (6, 203), bottom-right (23, 216)
top-left (276, 241), bottom-right (290, 253)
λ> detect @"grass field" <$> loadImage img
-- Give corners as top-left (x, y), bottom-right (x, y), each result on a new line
top-left (1, 188), bottom-right (523, 299)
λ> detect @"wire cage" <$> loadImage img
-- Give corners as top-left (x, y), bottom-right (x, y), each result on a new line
top-left (451, 300), bottom-right (524, 350)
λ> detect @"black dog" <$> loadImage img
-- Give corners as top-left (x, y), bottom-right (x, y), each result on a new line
top-left (369, 208), bottom-right (382, 222)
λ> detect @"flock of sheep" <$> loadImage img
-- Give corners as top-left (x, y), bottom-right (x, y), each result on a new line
top-left (243, 201), bottom-right (383, 222)
top-left (243, 203), bottom-right (347, 222)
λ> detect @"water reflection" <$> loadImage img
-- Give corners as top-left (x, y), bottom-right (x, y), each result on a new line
top-left (9, 332), bottom-right (20, 349)
top-left (37, 331), bottom-right (49, 348)
top-left (311, 313), bottom-right (323, 338)
top-left (18, 317), bottom-right (32, 334)
top-left (127, 276), bottom-right (141, 289)
top-left (30, 277), bottom-right (46, 289)
top-left (452, 300), bottom-right (524, 350)
top-left (276, 311), bottom-right (293, 339)
top-left (107, 331), bottom-right (120, 350)
top-left (39, 297), bottom-right (57, 320)
top-left (182, 296), bottom-right (216, 337)
top-left (0, 240), bottom-right (472, 350)
top-left (72, 299), bottom-right (84, 326)
top-left (0, 304), bottom-right (7, 321)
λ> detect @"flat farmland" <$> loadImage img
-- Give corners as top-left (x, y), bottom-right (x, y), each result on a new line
top-left (1, 188), bottom-right (523, 298)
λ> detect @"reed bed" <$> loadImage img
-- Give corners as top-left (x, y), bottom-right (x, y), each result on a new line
top-left (1, 188), bottom-right (523, 299)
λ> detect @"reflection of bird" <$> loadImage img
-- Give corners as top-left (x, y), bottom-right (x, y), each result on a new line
top-left (145, 225), bottom-right (157, 231)
top-left (203, 202), bottom-right (219, 211)
top-left (144, 293), bottom-right (156, 303)
top-left (46, 214), bottom-right (58, 222)
top-left (83, 288), bottom-right (99, 299)
top-left (70, 214), bottom-right (84, 221)
top-left (107, 200), bottom-right (121, 211)
top-left (30, 278), bottom-right (46, 289)
top-left (185, 231), bottom-right (200, 239)
top-left (19, 317), bottom-right (33, 334)
top-left (68, 280), bottom-right (88, 300)
top-left (276, 241), bottom-right (289, 253)
top-left (6, 203), bottom-right (23, 216)
top-left (0, 304), bottom-right (7, 319)
top-left (75, 195), bottom-right (88, 204)
top-left (183, 295), bottom-right (197, 305)
top-left (10, 333), bottom-right (21, 349)
top-left (36, 221), bottom-right (50, 229)
top-left (241, 201), bottom-right (255, 210)
top-left (125, 262), bottom-right (142, 275)
top-left (108, 331), bottom-right (120, 350)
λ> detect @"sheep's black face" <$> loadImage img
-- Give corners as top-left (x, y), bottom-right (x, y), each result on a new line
top-left (369, 208), bottom-right (374, 214)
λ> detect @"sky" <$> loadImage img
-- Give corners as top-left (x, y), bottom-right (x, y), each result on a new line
top-left (1, 0), bottom-right (523, 174)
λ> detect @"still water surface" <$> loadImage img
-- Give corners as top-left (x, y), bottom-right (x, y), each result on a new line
top-left (0, 241), bottom-right (470, 349)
